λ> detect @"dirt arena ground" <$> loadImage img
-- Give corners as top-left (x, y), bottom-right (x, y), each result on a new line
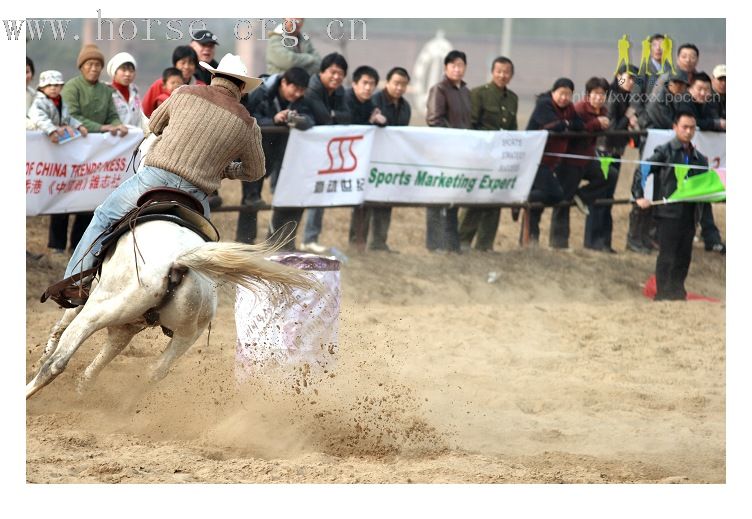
top-left (25, 166), bottom-right (725, 483)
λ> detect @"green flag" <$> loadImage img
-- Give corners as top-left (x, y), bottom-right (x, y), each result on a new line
top-left (668, 169), bottom-right (726, 203)
top-left (599, 156), bottom-right (615, 180)
top-left (673, 164), bottom-right (690, 187)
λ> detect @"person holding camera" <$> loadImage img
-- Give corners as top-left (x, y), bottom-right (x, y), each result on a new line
top-left (237, 66), bottom-right (315, 247)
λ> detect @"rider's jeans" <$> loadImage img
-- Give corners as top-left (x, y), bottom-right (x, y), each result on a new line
top-left (64, 166), bottom-right (209, 280)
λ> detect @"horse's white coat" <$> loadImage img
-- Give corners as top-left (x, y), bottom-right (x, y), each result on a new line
top-left (27, 220), bottom-right (313, 399)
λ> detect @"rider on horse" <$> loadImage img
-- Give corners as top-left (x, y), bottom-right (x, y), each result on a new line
top-left (52, 54), bottom-right (266, 306)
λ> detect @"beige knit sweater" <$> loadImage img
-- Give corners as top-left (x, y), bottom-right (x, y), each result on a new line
top-left (144, 77), bottom-right (265, 194)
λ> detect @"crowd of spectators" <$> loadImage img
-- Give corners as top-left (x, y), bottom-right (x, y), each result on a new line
top-left (26, 24), bottom-right (726, 299)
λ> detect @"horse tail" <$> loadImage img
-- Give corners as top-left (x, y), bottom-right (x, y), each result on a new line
top-left (174, 241), bottom-right (319, 303)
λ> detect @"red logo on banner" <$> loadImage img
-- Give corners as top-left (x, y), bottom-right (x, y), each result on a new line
top-left (318, 135), bottom-right (365, 174)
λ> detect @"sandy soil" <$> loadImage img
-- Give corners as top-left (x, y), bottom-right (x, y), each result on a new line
top-left (26, 165), bottom-right (726, 483)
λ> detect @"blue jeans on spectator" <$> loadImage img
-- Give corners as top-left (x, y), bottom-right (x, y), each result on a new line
top-left (64, 166), bottom-right (209, 280)
top-left (303, 207), bottom-right (324, 244)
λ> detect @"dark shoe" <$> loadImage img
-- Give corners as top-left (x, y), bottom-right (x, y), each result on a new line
top-left (626, 241), bottom-right (651, 255)
top-left (369, 244), bottom-right (399, 254)
top-left (705, 243), bottom-right (726, 255)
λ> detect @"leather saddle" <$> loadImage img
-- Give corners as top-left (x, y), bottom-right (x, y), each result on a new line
top-left (41, 187), bottom-right (220, 308)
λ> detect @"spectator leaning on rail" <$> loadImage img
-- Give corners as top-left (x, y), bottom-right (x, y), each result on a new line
top-left (425, 49), bottom-right (472, 254)
top-left (28, 70), bottom-right (89, 143)
top-left (266, 18), bottom-right (321, 76)
top-left (56, 44), bottom-right (128, 256)
top-left (345, 65), bottom-right (389, 251)
top-left (633, 111), bottom-right (707, 301)
top-left (54, 54), bottom-right (266, 305)
top-left (190, 29), bottom-right (220, 85)
top-left (625, 68), bottom-right (689, 255)
top-left (569, 77), bottom-right (617, 252)
top-left (655, 44), bottom-right (724, 255)
top-left (678, 72), bottom-right (725, 131)
top-left (595, 64), bottom-right (640, 253)
top-left (523, 77), bottom-right (584, 247)
top-left (369, 66), bottom-right (413, 252)
top-left (460, 56), bottom-right (518, 253)
top-left (676, 71), bottom-right (726, 255)
top-left (106, 52), bottom-right (148, 131)
top-left (300, 52), bottom-right (352, 254)
top-left (237, 66), bottom-right (315, 248)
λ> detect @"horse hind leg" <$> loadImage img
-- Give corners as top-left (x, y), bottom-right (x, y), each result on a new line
top-left (76, 324), bottom-right (144, 394)
top-left (147, 327), bottom-right (205, 385)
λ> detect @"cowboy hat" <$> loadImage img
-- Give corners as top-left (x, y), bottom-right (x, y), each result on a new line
top-left (199, 53), bottom-right (261, 94)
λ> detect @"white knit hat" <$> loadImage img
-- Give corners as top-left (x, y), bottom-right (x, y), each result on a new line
top-left (107, 52), bottom-right (137, 79)
top-left (37, 70), bottom-right (64, 89)
top-left (200, 53), bottom-right (261, 94)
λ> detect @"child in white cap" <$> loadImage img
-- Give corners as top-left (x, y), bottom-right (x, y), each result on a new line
top-left (27, 70), bottom-right (88, 143)
top-left (107, 51), bottom-right (148, 129)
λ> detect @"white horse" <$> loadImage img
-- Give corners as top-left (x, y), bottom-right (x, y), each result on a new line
top-left (26, 219), bottom-right (314, 400)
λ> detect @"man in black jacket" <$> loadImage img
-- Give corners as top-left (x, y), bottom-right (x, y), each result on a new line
top-left (236, 67), bottom-right (314, 247)
top-left (367, 67), bottom-right (412, 251)
top-left (344, 65), bottom-right (389, 250)
top-left (301, 53), bottom-right (352, 253)
top-left (634, 111), bottom-right (708, 301)
top-left (676, 72), bottom-right (726, 254)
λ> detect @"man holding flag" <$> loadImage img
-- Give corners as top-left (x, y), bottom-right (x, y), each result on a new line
top-left (634, 110), bottom-right (715, 301)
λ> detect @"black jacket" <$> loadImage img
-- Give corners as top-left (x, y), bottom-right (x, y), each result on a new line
top-left (344, 88), bottom-right (378, 125)
top-left (306, 73), bottom-right (352, 125)
top-left (629, 59), bottom-right (668, 123)
top-left (633, 137), bottom-right (709, 219)
top-left (244, 74), bottom-right (314, 130)
top-left (602, 83), bottom-right (634, 154)
top-left (644, 83), bottom-right (681, 129)
top-left (372, 89), bottom-right (411, 126)
top-left (677, 99), bottom-right (723, 132)
top-left (526, 93), bottom-right (584, 169)
top-left (243, 74), bottom-right (315, 174)
top-left (194, 59), bottom-right (218, 85)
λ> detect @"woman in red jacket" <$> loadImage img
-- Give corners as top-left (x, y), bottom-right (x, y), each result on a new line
top-left (570, 77), bottom-right (615, 251)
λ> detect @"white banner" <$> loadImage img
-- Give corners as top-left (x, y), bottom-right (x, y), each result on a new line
top-left (366, 127), bottom-right (547, 204)
top-left (26, 130), bottom-right (142, 216)
top-left (272, 126), bottom-right (377, 207)
top-left (641, 129), bottom-right (726, 184)
top-left (273, 126), bottom-right (547, 207)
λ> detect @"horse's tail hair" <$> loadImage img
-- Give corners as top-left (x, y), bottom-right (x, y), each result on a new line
top-left (174, 240), bottom-right (319, 303)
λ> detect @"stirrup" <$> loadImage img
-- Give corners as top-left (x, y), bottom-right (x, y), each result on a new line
top-left (41, 267), bottom-right (97, 308)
